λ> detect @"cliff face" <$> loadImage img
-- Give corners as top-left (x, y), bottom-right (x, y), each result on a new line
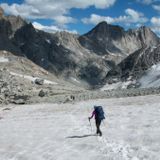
top-left (0, 8), bottom-right (26, 55)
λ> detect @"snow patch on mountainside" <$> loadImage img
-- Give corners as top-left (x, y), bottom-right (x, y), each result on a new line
top-left (70, 77), bottom-right (80, 83)
top-left (0, 57), bottom-right (9, 63)
top-left (10, 72), bottom-right (57, 85)
top-left (102, 63), bottom-right (160, 90)
top-left (101, 80), bottom-right (136, 91)
top-left (139, 63), bottom-right (160, 88)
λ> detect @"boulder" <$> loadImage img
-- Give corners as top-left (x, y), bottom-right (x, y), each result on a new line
top-left (9, 94), bottom-right (30, 104)
top-left (38, 89), bottom-right (47, 97)
top-left (12, 99), bottom-right (26, 104)
top-left (0, 94), bottom-right (4, 103)
top-left (35, 78), bottom-right (44, 85)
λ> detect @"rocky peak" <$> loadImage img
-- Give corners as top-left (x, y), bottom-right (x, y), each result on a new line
top-left (55, 31), bottom-right (75, 39)
top-left (54, 31), bottom-right (78, 45)
top-left (0, 7), bottom-right (4, 17)
top-left (129, 26), bottom-right (158, 38)
top-left (7, 15), bottom-right (27, 34)
top-left (79, 21), bottom-right (160, 58)
top-left (0, 11), bottom-right (27, 54)
top-left (0, 17), bottom-right (12, 36)
top-left (86, 21), bottom-right (124, 39)
top-left (139, 26), bottom-right (152, 32)
top-left (91, 21), bottom-right (108, 34)
top-left (0, 12), bottom-right (27, 37)
top-left (132, 26), bottom-right (160, 47)
top-left (14, 23), bottom-right (36, 42)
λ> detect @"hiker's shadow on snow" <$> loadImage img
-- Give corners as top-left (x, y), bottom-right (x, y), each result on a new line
top-left (66, 134), bottom-right (96, 139)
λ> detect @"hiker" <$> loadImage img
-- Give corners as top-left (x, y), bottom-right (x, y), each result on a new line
top-left (88, 106), bottom-right (105, 136)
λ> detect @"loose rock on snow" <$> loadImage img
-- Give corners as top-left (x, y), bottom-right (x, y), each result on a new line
top-left (34, 78), bottom-right (44, 85)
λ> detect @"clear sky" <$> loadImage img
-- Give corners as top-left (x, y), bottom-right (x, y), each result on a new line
top-left (0, 0), bottom-right (160, 35)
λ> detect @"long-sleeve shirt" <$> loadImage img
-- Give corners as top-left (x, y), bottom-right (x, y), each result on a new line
top-left (90, 110), bottom-right (96, 119)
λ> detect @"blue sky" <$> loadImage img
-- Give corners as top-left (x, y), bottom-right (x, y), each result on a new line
top-left (0, 0), bottom-right (160, 35)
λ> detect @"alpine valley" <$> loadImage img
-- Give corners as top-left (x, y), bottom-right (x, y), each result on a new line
top-left (0, 7), bottom-right (160, 104)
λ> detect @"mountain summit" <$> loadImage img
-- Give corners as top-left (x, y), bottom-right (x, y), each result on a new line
top-left (79, 22), bottom-right (160, 62)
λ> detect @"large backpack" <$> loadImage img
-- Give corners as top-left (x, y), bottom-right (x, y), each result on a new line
top-left (95, 106), bottom-right (105, 120)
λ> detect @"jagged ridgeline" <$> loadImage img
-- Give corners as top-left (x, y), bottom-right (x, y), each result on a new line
top-left (0, 7), bottom-right (160, 89)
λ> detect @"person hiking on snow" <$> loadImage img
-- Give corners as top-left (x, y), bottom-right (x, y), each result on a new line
top-left (88, 106), bottom-right (105, 136)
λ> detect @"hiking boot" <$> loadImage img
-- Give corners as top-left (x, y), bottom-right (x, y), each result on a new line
top-left (99, 132), bottom-right (102, 136)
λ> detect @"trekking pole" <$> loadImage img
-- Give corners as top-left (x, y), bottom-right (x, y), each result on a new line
top-left (88, 118), bottom-right (93, 132)
top-left (103, 113), bottom-right (107, 127)
top-left (102, 120), bottom-right (106, 127)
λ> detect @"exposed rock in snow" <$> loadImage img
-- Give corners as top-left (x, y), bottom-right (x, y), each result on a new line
top-left (38, 89), bottom-right (47, 97)
top-left (34, 78), bottom-right (44, 85)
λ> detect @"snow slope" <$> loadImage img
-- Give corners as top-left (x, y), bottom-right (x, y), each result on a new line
top-left (102, 63), bottom-right (160, 90)
top-left (0, 95), bottom-right (160, 160)
top-left (139, 63), bottom-right (160, 88)
top-left (101, 80), bottom-right (135, 91)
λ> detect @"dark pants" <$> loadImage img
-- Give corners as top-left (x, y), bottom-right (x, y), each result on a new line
top-left (95, 118), bottom-right (102, 136)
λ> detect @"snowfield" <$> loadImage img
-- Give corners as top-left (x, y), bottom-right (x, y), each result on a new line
top-left (0, 95), bottom-right (160, 160)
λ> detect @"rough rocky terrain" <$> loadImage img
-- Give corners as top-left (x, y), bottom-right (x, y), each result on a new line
top-left (1, 52), bottom-right (160, 105)
top-left (0, 50), bottom-right (85, 105)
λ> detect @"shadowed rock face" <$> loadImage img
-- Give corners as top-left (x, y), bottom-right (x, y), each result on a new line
top-left (79, 22), bottom-right (125, 57)
top-left (0, 12), bottom-right (26, 55)
top-left (13, 24), bottom-right (79, 75)
top-left (0, 13), bottom-right (160, 88)
top-left (0, 18), bottom-right (21, 54)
